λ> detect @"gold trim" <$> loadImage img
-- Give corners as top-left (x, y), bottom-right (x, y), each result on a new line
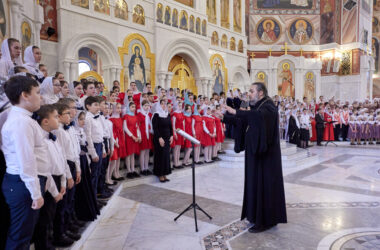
top-left (209, 54), bottom-right (228, 91)
top-left (78, 71), bottom-right (104, 82)
top-left (255, 17), bottom-right (282, 45)
top-left (118, 33), bottom-right (155, 91)
top-left (287, 17), bottom-right (314, 45)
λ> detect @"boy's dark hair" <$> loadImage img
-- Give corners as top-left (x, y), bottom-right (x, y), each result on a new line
top-left (13, 66), bottom-right (27, 74)
top-left (129, 102), bottom-right (135, 107)
top-left (4, 76), bottom-right (39, 105)
top-left (58, 97), bottom-right (75, 106)
top-left (53, 103), bottom-right (70, 115)
top-left (112, 86), bottom-right (120, 91)
top-left (55, 72), bottom-right (63, 78)
top-left (38, 64), bottom-right (46, 69)
top-left (60, 80), bottom-right (68, 87)
top-left (83, 81), bottom-right (95, 90)
top-left (36, 104), bottom-right (57, 125)
top-left (73, 81), bottom-right (82, 88)
top-left (95, 96), bottom-right (105, 103)
top-left (147, 91), bottom-right (153, 96)
top-left (141, 100), bottom-right (149, 106)
top-left (84, 96), bottom-right (98, 110)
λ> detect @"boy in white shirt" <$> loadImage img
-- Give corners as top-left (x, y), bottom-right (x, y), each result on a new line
top-left (33, 104), bottom-right (68, 248)
top-left (84, 96), bottom-right (105, 206)
top-left (52, 103), bottom-right (81, 243)
top-left (97, 97), bottom-right (113, 199)
top-left (1, 76), bottom-right (44, 249)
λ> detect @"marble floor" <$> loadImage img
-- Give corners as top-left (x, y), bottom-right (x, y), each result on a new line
top-left (75, 142), bottom-right (380, 250)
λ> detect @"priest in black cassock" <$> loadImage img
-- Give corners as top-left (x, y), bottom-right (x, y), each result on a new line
top-left (219, 82), bottom-right (287, 233)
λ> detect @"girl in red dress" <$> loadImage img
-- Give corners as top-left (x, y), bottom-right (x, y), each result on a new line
top-left (108, 102), bottom-right (126, 182)
top-left (202, 106), bottom-right (216, 163)
top-left (192, 105), bottom-right (204, 164)
top-left (172, 98), bottom-right (185, 168)
top-left (212, 105), bottom-right (224, 160)
top-left (183, 104), bottom-right (193, 166)
top-left (123, 102), bottom-right (141, 178)
top-left (137, 100), bottom-right (153, 176)
top-left (323, 107), bottom-right (335, 141)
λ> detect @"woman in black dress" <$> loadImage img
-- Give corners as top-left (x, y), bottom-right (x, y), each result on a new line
top-left (288, 110), bottom-right (301, 147)
top-left (152, 100), bottom-right (173, 182)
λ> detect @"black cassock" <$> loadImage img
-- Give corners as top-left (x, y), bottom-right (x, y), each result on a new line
top-left (223, 97), bottom-right (287, 227)
top-left (287, 116), bottom-right (300, 146)
top-left (152, 113), bottom-right (173, 177)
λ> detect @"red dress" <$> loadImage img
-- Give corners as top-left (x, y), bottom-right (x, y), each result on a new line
top-left (117, 92), bottom-right (125, 104)
top-left (109, 117), bottom-right (127, 160)
top-left (192, 115), bottom-right (204, 147)
top-left (214, 116), bottom-right (225, 143)
top-left (310, 117), bottom-right (317, 142)
top-left (183, 115), bottom-right (193, 148)
top-left (202, 116), bottom-right (216, 147)
top-left (133, 93), bottom-right (142, 111)
top-left (137, 111), bottom-right (152, 151)
top-left (123, 114), bottom-right (140, 156)
top-left (172, 111), bottom-right (185, 147)
top-left (323, 113), bottom-right (335, 141)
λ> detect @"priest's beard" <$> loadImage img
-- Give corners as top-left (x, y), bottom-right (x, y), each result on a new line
top-left (249, 92), bottom-right (260, 106)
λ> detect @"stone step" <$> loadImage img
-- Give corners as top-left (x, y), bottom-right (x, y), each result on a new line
top-left (280, 144), bottom-right (297, 155)
top-left (283, 152), bottom-right (319, 168)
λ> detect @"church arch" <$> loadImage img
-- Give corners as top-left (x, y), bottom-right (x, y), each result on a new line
top-left (230, 65), bottom-right (250, 89)
top-left (158, 37), bottom-right (211, 79)
top-left (62, 32), bottom-right (120, 67)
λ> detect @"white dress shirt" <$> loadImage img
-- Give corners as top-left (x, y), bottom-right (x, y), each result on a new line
top-left (84, 112), bottom-right (104, 158)
top-left (1, 106), bottom-right (43, 200)
top-left (68, 126), bottom-right (81, 172)
top-left (53, 125), bottom-right (75, 180)
top-left (43, 131), bottom-right (67, 190)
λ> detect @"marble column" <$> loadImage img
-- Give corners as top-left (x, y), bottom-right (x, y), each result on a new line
top-left (116, 68), bottom-right (122, 83)
top-left (63, 61), bottom-right (71, 83)
top-left (165, 72), bottom-right (174, 89)
top-left (195, 79), bottom-right (202, 95)
top-left (201, 78), bottom-right (208, 97)
top-left (295, 69), bottom-right (303, 101)
top-left (157, 72), bottom-right (167, 89)
top-left (370, 68), bottom-right (374, 100)
top-left (70, 62), bottom-right (78, 83)
top-left (207, 79), bottom-right (213, 97)
top-left (268, 68), bottom-right (277, 97)
top-left (9, 1), bottom-right (21, 39)
top-left (216, 0), bottom-right (221, 27)
top-left (315, 71), bottom-right (321, 101)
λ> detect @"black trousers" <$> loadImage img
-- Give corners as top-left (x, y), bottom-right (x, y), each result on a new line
top-left (98, 138), bottom-right (109, 195)
top-left (0, 150), bottom-right (9, 250)
top-left (341, 124), bottom-right (349, 141)
top-left (65, 161), bottom-right (77, 226)
top-left (2, 174), bottom-right (46, 250)
top-left (317, 127), bottom-right (324, 145)
top-left (34, 175), bottom-right (62, 250)
top-left (334, 126), bottom-right (341, 141)
top-left (53, 176), bottom-right (66, 240)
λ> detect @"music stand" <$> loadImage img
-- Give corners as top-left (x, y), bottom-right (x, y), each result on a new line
top-left (174, 129), bottom-right (212, 232)
top-left (325, 121), bottom-right (338, 147)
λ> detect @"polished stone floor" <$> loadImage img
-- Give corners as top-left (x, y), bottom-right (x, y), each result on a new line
top-left (75, 143), bottom-right (380, 250)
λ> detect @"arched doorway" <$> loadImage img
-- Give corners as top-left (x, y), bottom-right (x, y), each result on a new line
top-left (168, 55), bottom-right (197, 95)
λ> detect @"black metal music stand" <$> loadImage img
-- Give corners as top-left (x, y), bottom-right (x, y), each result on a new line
top-left (325, 121), bottom-right (338, 147)
top-left (174, 137), bottom-right (212, 232)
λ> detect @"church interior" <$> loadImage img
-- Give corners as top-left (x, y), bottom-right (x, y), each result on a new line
top-left (1, 0), bottom-right (380, 250)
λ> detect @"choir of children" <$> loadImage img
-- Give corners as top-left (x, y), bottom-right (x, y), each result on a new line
top-left (273, 95), bottom-right (380, 147)
top-left (0, 39), bottom-right (227, 249)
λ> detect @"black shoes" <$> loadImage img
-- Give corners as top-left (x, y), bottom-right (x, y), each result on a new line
top-left (141, 170), bottom-right (153, 176)
top-left (65, 230), bottom-right (81, 241)
top-left (195, 161), bottom-right (204, 165)
top-left (212, 157), bottom-right (221, 161)
top-left (53, 235), bottom-right (74, 247)
top-left (248, 224), bottom-right (277, 233)
top-left (98, 192), bottom-right (112, 199)
top-left (218, 150), bottom-right (226, 154)
top-left (112, 176), bottom-right (124, 181)
top-left (132, 172), bottom-right (140, 178)
top-left (173, 165), bottom-right (183, 169)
